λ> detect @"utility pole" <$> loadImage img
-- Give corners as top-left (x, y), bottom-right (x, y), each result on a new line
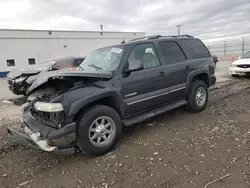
top-left (242, 37), bottom-right (245, 54)
top-left (100, 24), bottom-right (103, 35)
top-left (177, 24), bottom-right (182, 36)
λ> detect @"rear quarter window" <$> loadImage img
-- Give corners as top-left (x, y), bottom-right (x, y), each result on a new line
top-left (181, 39), bottom-right (210, 59)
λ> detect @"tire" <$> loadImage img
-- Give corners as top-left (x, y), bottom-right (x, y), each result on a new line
top-left (187, 80), bottom-right (208, 113)
top-left (76, 105), bottom-right (123, 156)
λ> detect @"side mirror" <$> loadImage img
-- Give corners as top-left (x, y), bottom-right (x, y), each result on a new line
top-left (125, 60), bottom-right (143, 72)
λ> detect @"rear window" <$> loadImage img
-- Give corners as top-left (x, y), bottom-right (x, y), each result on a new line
top-left (182, 39), bottom-right (210, 58)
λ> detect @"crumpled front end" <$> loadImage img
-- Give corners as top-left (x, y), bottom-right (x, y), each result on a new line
top-left (7, 77), bottom-right (28, 95)
top-left (7, 70), bottom-right (112, 154)
top-left (7, 99), bottom-right (77, 155)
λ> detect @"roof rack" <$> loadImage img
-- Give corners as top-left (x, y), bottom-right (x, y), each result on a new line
top-left (129, 35), bottom-right (162, 41)
top-left (129, 34), bottom-right (193, 42)
top-left (161, 35), bottom-right (193, 38)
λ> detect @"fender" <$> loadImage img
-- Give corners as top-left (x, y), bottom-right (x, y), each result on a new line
top-left (186, 68), bottom-right (209, 92)
top-left (67, 87), bottom-right (125, 118)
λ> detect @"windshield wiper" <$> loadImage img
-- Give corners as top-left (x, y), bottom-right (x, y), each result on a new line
top-left (88, 64), bottom-right (102, 71)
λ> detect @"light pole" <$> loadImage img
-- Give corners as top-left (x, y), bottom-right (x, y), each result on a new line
top-left (177, 24), bottom-right (182, 36)
top-left (100, 24), bottom-right (103, 35)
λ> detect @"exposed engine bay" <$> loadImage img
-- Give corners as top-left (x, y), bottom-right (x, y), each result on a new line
top-left (28, 76), bottom-right (104, 100)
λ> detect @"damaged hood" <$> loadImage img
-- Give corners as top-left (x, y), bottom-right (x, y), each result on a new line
top-left (7, 63), bottom-right (54, 79)
top-left (7, 69), bottom-right (41, 79)
top-left (27, 70), bottom-right (113, 94)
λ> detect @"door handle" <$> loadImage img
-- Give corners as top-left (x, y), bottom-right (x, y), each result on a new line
top-left (159, 72), bottom-right (165, 76)
top-left (186, 66), bottom-right (190, 70)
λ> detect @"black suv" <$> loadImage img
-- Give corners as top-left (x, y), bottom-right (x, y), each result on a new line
top-left (8, 35), bottom-right (216, 156)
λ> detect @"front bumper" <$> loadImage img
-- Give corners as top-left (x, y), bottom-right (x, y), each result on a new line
top-left (7, 110), bottom-right (77, 155)
top-left (229, 66), bottom-right (250, 75)
top-left (7, 127), bottom-right (75, 155)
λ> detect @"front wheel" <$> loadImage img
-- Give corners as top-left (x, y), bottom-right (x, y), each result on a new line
top-left (76, 105), bottom-right (123, 156)
top-left (187, 80), bottom-right (208, 113)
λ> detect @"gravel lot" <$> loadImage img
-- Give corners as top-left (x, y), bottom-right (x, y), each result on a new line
top-left (1, 61), bottom-right (250, 188)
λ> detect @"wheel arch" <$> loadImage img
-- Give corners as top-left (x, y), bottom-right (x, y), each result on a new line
top-left (187, 69), bottom-right (210, 93)
top-left (70, 91), bottom-right (125, 121)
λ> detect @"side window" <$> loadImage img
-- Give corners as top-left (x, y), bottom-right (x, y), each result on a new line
top-left (182, 39), bottom-right (210, 58)
top-left (73, 58), bottom-right (85, 67)
top-left (159, 41), bottom-right (187, 65)
top-left (128, 43), bottom-right (160, 69)
top-left (7, 59), bottom-right (15, 67)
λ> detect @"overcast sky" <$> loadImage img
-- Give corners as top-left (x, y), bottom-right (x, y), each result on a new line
top-left (0, 0), bottom-right (250, 40)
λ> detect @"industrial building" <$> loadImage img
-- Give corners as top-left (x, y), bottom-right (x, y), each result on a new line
top-left (0, 29), bottom-right (145, 77)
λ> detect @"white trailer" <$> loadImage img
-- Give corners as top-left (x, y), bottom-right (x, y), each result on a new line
top-left (0, 29), bottom-right (145, 77)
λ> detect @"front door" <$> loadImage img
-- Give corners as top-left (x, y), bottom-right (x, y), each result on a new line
top-left (120, 43), bottom-right (166, 117)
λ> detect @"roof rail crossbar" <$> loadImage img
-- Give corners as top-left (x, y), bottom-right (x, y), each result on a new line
top-left (178, 34), bottom-right (193, 37)
top-left (160, 35), bottom-right (193, 38)
top-left (130, 35), bottom-right (162, 41)
top-left (129, 34), bottom-right (193, 42)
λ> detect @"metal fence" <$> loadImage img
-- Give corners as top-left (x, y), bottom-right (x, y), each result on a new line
top-left (205, 37), bottom-right (250, 60)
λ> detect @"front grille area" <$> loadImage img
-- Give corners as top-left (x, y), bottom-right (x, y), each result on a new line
top-left (237, 64), bottom-right (250, 68)
top-left (30, 106), bottom-right (65, 129)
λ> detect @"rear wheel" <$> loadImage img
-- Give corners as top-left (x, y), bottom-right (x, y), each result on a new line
top-left (187, 80), bottom-right (208, 113)
top-left (76, 105), bottom-right (123, 156)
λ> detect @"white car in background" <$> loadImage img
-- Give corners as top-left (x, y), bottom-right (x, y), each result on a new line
top-left (229, 51), bottom-right (250, 77)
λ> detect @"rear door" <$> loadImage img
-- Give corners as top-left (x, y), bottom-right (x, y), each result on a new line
top-left (120, 43), bottom-right (167, 117)
top-left (157, 40), bottom-right (190, 102)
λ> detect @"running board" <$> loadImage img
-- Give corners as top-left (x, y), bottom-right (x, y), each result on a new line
top-left (123, 99), bottom-right (187, 126)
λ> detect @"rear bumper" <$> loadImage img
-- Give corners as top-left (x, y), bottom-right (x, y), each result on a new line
top-left (7, 110), bottom-right (77, 155)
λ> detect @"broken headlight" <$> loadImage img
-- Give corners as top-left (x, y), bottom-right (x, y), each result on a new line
top-left (34, 102), bottom-right (64, 112)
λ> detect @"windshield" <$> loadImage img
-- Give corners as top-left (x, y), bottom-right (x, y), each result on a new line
top-left (241, 51), bottom-right (250, 59)
top-left (78, 45), bottom-right (126, 72)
